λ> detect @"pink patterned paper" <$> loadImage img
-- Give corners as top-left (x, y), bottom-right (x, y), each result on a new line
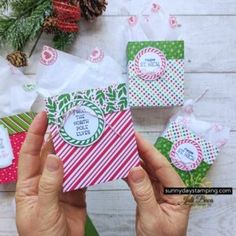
top-left (0, 132), bottom-right (26, 184)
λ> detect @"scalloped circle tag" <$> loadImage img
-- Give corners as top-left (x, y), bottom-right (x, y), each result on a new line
top-left (170, 139), bottom-right (203, 171)
top-left (58, 99), bottom-right (105, 147)
top-left (134, 47), bottom-right (167, 80)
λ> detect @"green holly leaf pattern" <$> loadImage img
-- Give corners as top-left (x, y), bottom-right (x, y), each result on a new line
top-left (46, 98), bottom-right (57, 124)
top-left (47, 114), bottom-right (56, 124)
top-left (107, 86), bottom-right (116, 101)
top-left (58, 94), bottom-right (71, 110)
top-left (118, 97), bottom-right (128, 110)
top-left (84, 90), bottom-right (93, 100)
top-left (47, 98), bottom-right (57, 112)
top-left (117, 83), bottom-right (127, 98)
top-left (73, 91), bottom-right (84, 100)
top-left (106, 102), bottom-right (116, 113)
top-left (46, 84), bottom-right (129, 125)
top-left (96, 90), bottom-right (106, 106)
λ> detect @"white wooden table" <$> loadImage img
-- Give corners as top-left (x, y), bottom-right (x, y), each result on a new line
top-left (1, 1), bottom-right (236, 235)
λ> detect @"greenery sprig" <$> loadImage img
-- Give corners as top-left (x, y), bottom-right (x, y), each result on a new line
top-left (0, 0), bottom-right (78, 52)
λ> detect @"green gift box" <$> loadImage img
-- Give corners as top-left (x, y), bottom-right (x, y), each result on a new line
top-left (127, 41), bottom-right (184, 107)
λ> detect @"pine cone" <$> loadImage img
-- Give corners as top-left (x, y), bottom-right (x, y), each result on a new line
top-left (43, 16), bottom-right (57, 33)
top-left (6, 51), bottom-right (27, 67)
top-left (79, 0), bottom-right (107, 21)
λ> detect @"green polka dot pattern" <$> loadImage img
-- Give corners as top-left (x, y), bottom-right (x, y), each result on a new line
top-left (154, 137), bottom-right (212, 187)
top-left (127, 41), bottom-right (184, 61)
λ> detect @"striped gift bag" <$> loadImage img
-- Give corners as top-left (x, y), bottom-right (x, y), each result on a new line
top-left (46, 83), bottom-right (140, 192)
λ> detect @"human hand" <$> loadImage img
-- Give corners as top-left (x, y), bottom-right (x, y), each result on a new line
top-left (15, 112), bottom-right (87, 236)
top-left (128, 133), bottom-right (190, 236)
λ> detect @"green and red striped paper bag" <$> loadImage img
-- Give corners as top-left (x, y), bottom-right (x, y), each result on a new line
top-left (127, 41), bottom-right (184, 107)
top-left (0, 112), bottom-right (36, 184)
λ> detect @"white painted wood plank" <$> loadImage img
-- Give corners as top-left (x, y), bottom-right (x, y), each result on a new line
top-left (22, 15), bottom-right (236, 74)
top-left (87, 191), bottom-right (236, 236)
top-left (87, 192), bottom-right (236, 236)
top-left (106, 0), bottom-right (236, 15)
top-left (1, 191), bottom-right (235, 236)
top-left (133, 73), bottom-right (236, 132)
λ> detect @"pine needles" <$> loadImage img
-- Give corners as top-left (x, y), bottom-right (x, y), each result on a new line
top-left (0, 0), bottom-right (52, 51)
top-left (0, 0), bottom-right (80, 52)
top-left (0, 0), bottom-right (14, 11)
top-left (53, 31), bottom-right (78, 51)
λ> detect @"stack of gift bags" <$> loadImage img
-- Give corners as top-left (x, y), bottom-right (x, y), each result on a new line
top-left (0, 2), bottom-right (230, 235)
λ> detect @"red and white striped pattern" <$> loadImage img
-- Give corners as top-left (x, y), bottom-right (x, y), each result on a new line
top-left (49, 110), bottom-right (140, 192)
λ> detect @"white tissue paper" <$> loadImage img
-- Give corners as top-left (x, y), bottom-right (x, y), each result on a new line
top-left (170, 100), bottom-right (230, 149)
top-left (0, 57), bottom-right (37, 118)
top-left (125, 1), bottom-right (182, 42)
top-left (36, 46), bottom-right (126, 98)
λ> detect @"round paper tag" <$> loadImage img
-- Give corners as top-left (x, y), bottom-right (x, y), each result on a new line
top-left (40, 46), bottom-right (58, 66)
top-left (59, 100), bottom-right (105, 147)
top-left (134, 47), bottom-right (167, 80)
top-left (170, 139), bottom-right (203, 171)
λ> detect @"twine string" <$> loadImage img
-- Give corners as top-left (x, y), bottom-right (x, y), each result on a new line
top-left (194, 89), bottom-right (209, 104)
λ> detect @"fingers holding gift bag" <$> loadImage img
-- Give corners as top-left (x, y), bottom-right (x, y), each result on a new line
top-left (0, 57), bottom-right (37, 184)
top-left (36, 46), bottom-right (140, 192)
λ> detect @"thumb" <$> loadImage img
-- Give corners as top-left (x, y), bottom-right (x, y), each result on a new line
top-left (128, 167), bottom-right (160, 218)
top-left (38, 155), bottom-right (63, 215)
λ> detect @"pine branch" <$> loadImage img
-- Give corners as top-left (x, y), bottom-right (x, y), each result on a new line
top-left (0, 0), bottom-right (13, 11)
top-left (0, 0), bottom-right (52, 50)
top-left (53, 31), bottom-right (78, 51)
top-left (10, 0), bottom-right (49, 18)
top-left (0, 16), bottom-right (15, 46)
top-left (0, 0), bottom-right (79, 53)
